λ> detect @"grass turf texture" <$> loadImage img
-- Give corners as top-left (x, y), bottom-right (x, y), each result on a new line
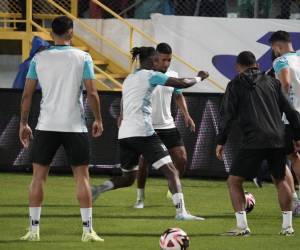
top-left (0, 173), bottom-right (299, 250)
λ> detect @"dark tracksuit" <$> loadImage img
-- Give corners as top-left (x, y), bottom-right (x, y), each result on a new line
top-left (217, 68), bottom-right (300, 179)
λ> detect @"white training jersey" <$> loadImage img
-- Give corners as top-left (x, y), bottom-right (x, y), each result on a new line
top-left (118, 69), bottom-right (169, 139)
top-left (26, 45), bottom-right (95, 132)
top-left (152, 70), bottom-right (181, 130)
top-left (274, 51), bottom-right (300, 118)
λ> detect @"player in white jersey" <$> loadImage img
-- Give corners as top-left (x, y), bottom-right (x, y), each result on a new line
top-left (270, 31), bottom-right (300, 216)
top-left (19, 16), bottom-right (104, 242)
top-left (92, 46), bottom-right (207, 220)
top-left (134, 43), bottom-right (202, 209)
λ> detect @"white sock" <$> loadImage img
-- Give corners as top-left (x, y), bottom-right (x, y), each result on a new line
top-left (29, 207), bottom-right (41, 233)
top-left (97, 180), bottom-right (114, 193)
top-left (292, 192), bottom-right (298, 200)
top-left (172, 193), bottom-right (187, 215)
top-left (80, 208), bottom-right (93, 233)
top-left (235, 211), bottom-right (248, 229)
top-left (282, 211), bottom-right (292, 229)
top-left (137, 188), bottom-right (145, 201)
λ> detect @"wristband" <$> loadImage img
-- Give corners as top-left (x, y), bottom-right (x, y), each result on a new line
top-left (195, 77), bottom-right (201, 83)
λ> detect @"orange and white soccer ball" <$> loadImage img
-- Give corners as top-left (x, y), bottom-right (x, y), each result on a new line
top-left (159, 228), bottom-right (189, 250)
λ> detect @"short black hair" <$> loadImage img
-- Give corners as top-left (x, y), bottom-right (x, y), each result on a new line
top-left (131, 46), bottom-right (156, 63)
top-left (156, 43), bottom-right (172, 54)
top-left (236, 51), bottom-right (256, 67)
top-left (269, 30), bottom-right (291, 44)
top-left (52, 16), bottom-right (73, 36)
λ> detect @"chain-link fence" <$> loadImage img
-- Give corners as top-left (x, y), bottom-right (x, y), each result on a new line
top-left (86, 0), bottom-right (300, 19)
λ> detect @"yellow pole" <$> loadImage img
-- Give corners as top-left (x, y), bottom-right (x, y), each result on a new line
top-left (70, 0), bottom-right (78, 17)
top-left (23, 0), bottom-right (32, 61)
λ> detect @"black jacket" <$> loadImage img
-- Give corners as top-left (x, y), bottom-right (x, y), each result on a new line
top-left (217, 68), bottom-right (300, 148)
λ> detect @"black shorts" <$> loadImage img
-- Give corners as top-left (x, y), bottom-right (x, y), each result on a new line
top-left (285, 125), bottom-right (296, 155)
top-left (230, 148), bottom-right (286, 180)
top-left (119, 134), bottom-right (172, 172)
top-left (31, 130), bottom-right (89, 166)
top-left (155, 128), bottom-right (184, 149)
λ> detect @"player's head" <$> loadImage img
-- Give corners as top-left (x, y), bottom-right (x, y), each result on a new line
top-left (131, 46), bottom-right (156, 70)
top-left (236, 51), bottom-right (258, 73)
top-left (269, 31), bottom-right (293, 57)
top-left (51, 16), bottom-right (74, 42)
top-left (156, 43), bottom-right (172, 73)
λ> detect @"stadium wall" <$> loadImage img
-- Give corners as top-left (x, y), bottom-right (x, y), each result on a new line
top-left (76, 15), bottom-right (300, 93)
top-left (0, 89), bottom-right (242, 178)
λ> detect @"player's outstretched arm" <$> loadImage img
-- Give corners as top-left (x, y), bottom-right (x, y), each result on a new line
top-left (165, 71), bottom-right (209, 89)
top-left (20, 79), bottom-right (37, 148)
top-left (84, 79), bottom-right (103, 137)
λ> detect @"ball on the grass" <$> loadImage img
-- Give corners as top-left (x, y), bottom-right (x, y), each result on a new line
top-left (245, 192), bottom-right (256, 213)
top-left (159, 228), bottom-right (189, 250)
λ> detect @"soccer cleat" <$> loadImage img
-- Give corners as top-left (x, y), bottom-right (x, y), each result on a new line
top-left (166, 190), bottom-right (173, 200)
top-left (292, 200), bottom-right (300, 217)
top-left (222, 227), bottom-right (251, 237)
top-left (81, 230), bottom-right (104, 242)
top-left (175, 213), bottom-right (205, 221)
top-left (133, 200), bottom-right (144, 209)
top-left (279, 226), bottom-right (294, 236)
top-left (91, 185), bottom-right (101, 202)
top-left (253, 177), bottom-right (263, 188)
top-left (20, 230), bottom-right (40, 241)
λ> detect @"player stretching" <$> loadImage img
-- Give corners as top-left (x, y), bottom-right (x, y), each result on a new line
top-left (270, 31), bottom-right (300, 208)
top-left (19, 16), bottom-right (104, 242)
top-left (134, 43), bottom-right (205, 209)
top-left (92, 46), bottom-right (206, 220)
top-left (216, 51), bottom-right (300, 236)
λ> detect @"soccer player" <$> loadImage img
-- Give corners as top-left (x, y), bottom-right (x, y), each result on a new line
top-left (253, 49), bottom-right (300, 216)
top-left (270, 31), bottom-right (300, 201)
top-left (134, 43), bottom-right (203, 209)
top-left (92, 46), bottom-right (207, 220)
top-left (216, 51), bottom-right (300, 236)
top-left (19, 16), bottom-right (104, 242)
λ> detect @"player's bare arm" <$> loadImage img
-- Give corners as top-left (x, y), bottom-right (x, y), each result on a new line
top-left (84, 79), bottom-right (103, 137)
top-left (165, 70), bottom-right (209, 88)
top-left (117, 98), bottom-right (123, 128)
top-left (175, 94), bottom-right (195, 132)
top-left (19, 78), bottom-right (37, 148)
top-left (278, 68), bottom-right (291, 95)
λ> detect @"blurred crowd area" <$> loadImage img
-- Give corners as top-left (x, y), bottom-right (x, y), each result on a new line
top-left (5, 0), bottom-right (300, 19)
top-left (82, 0), bottom-right (300, 19)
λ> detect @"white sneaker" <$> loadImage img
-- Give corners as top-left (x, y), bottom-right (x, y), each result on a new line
top-left (91, 185), bottom-right (101, 202)
top-left (293, 199), bottom-right (300, 217)
top-left (222, 227), bottom-right (251, 236)
top-left (82, 230), bottom-right (104, 242)
top-left (133, 200), bottom-right (144, 209)
top-left (279, 226), bottom-right (294, 236)
top-left (175, 213), bottom-right (205, 221)
top-left (20, 229), bottom-right (40, 241)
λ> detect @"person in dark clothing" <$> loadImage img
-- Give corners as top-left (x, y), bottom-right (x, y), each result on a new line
top-left (216, 51), bottom-right (300, 236)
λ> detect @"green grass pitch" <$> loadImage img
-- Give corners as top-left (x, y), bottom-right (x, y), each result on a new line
top-left (0, 173), bottom-right (299, 250)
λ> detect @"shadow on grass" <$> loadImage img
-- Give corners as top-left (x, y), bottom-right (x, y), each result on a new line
top-left (100, 232), bottom-right (219, 237)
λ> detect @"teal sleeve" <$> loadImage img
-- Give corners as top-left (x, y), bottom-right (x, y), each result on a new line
top-left (26, 58), bottom-right (38, 79)
top-left (174, 88), bottom-right (183, 95)
top-left (149, 72), bottom-right (169, 86)
top-left (83, 54), bottom-right (95, 80)
top-left (273, 57), bottom-right (289, 74)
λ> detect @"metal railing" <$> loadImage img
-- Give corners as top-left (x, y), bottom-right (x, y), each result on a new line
top-left (91, 0), bottom-right (224, 91)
